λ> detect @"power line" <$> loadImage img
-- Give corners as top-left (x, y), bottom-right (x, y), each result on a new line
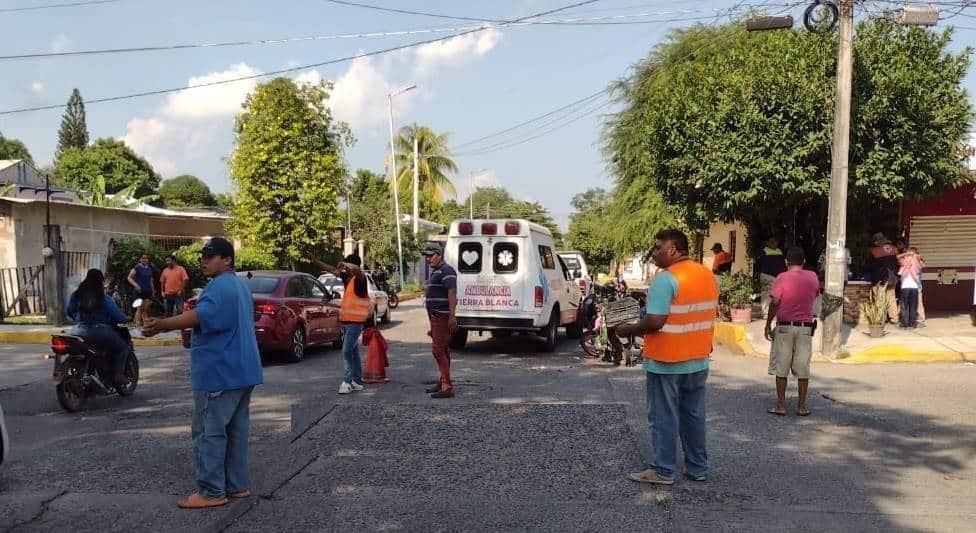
top-left (0, 0), bottom-right (602, 115)
top-left (0, 0), bottom-right (120, 13)
top-left (0, 9), bottom-right (782, 62)
top-left (322, 0), bottom-right (500, 23)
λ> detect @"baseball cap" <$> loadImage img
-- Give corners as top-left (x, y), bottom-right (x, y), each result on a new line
top-left (422, 243), bottom-right (443, 256)
top-left (201, 237), bottom-right (235, 259)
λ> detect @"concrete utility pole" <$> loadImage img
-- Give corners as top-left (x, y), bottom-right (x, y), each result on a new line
top-left (413, 136), bottom-right (419, 236)
top-left (387, 84), bottom-right (415, 288)
top-left (821, 0), bottom-right (854, 357)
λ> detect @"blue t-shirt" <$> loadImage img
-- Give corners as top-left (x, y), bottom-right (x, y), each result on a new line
top-left (66, 293), bottom-right (129, 325)
top-left (643, 271), bottom-right (710, 375)
top-left (190, 271), bottom-right (263, 391)
top-left (425, 263), bottom-right (457, 317)
top-left (134, 264), bottom-right (154, 292)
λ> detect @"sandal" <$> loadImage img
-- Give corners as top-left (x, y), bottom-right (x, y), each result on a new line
top-left (228, 490), bottom-right (251, 499)
top-left (177, 492), bottom-right (228, 509)
top-left (796, 407), bottom-right (811, 417)
top-left (767, 407), bottom-right (787, 416)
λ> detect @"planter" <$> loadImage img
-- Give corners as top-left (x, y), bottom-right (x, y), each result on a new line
top-left (868, 324), bottom-right (885, 338)
top-left (730, 307), bottom-right (752, 324)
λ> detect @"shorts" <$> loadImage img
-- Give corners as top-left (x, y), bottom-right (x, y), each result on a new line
top-left (138, 289), bottom-right (153, 300)
top-left (768, 325), bottom-right (813, 378)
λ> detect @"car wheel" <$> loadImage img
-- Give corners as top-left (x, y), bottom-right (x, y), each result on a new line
top-left (288, 327), bottom-right (306, 363)
top-left (381, 305), bottom-right (391, 324)
top-left (540, 309), bottom-right (559, 352)
top-left (332, 334), bottom-right (343, 350)
top-left (449, 329), bottom-right (468, 350)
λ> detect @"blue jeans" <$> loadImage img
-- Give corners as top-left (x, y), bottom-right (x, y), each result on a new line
top-left (192, 387), bottom-right (253, 499)
top-left (646, 369), bottom-right (709, 479)
top-left (70, 323), bottom-right (128, 375)
top-left (341, 323), bottom-right (364, 384)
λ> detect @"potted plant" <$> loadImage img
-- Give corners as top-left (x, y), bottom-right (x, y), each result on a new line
top-left (859, 283), bottom-right (890, 338)
top-left (719, 272), bottom-right (756, 323)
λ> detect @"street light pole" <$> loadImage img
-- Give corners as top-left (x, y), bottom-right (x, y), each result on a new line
top-left (821, 0), bottom-right (854, 357)
top-left (387, 84), bottom-right (416, 289)
top-left (413, 135), bottom-right (419, 236)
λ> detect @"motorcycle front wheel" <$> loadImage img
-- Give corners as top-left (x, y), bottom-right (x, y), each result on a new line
top-left (580, 331), bottom-right (601, 358)
top-left (56, 363), bottom-right (87, 412)
top-left (116, 352), bottom-right (139, 396)
top-left (388, 292), bottom-right (399, 309)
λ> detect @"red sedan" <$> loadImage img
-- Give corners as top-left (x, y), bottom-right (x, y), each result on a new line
top-left (182, 271), bottom-right (344, 363)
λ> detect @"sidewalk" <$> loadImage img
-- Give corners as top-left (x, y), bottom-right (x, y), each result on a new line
top-left (0, 324), bottom-right (183, 346)
top-left (715, 314), bottom-right (976, 364)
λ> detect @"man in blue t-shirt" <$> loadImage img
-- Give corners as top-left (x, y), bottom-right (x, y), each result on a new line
top-left (143, 237), bottom-right (263, 509)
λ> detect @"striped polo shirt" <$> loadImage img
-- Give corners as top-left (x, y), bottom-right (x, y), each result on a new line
top-left (426, 262), bottom-right (457, 317)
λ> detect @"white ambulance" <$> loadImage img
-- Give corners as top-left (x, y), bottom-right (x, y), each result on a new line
top-left (444, 219), bottom-right (583, 352)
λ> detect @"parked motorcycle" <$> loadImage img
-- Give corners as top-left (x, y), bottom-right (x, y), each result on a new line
top-left (50, 326), bottom-right (139, 412)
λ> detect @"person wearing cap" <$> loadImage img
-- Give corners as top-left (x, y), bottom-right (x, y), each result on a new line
top-left (142, 237), bottom-right (263, 509)
top-left (422, 242), bottom-right (458, 399)
top-left (710, 243), bottom-right (733, 274)
top-left (864, 232), bottom-right (900, 323)
top-left (310, 253), bottom-right (370, 395)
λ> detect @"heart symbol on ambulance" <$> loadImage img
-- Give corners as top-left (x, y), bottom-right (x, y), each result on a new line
top-left (462, 250), bottom-right (480, 266)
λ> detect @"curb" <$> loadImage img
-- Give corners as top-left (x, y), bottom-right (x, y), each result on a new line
top-left (398, 292), bottom-right (423, 302)
top-left (0, 331), bottom-right (184, 347)
top-left (713, 321), bottom-right (972, 364)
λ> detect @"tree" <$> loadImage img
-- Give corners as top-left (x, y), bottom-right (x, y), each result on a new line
top-left (56, 88), bottom-right (89, 159)
top-left (604, 20), bottom-right (974, 250)
top-left (54, 138), bottom-right (160, 197)
top-left (346, 169), bottom-right (422, 270)
top-left (438, 186), bottom-right (563, 242)
top-left (565, 188), bottom-right (616, 273)
top-left (159, 174), bottom-right (216, 207)
top-left (0, 132), bottom-right (33, 164)
top-left (81, 175), bottom-right (159, 208)
top-left (214, 192), bottom-right (236, 210)
top-left (393, 123), bottom-right (458, 217)
top-left (228, 77), bottom-right (353, 265)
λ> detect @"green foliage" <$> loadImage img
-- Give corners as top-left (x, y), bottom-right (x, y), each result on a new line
top-left (228, 77), bottom-right (352, 266)
top-left (0, 132), bottom-right (34, 164)
top-left (173, 241), bottom-right (278, 292)
top-left (159, 174), bottom-right (216, 207)
top-left (718, 272), bottom-right (756, 309)
top-left (347, 168), bottom-right (422, 271)
top-left (565, 188), bottom-right (616, 272)
top-left (81, 175), bottom-right (158, 208)
top-left (859, 283), bottom-right (890, 326)
top-left (393, 123), bottom-right (458, 216)
top-left (437, 186), bottom-right (563, 242)
top-left (236, 246), bottom-right (277, 271)
top-left (56, 88), bottom-right (89, 160)
top-left (55, 138), bottom-right (160, 197)
top-left (604, 21), bottom-right (974, 231)
top-left (214, 192), bottom-right (236, 210)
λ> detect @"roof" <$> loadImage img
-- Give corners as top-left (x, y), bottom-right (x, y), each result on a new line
top-left (0, 160), bottom-right (21, 171)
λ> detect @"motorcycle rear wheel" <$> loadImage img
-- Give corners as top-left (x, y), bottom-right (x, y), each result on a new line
top-left (580, 331), bottom-right (601, 358)
top-left (56, 365), bottom-right (87, 412)
top-left (388, 292), bottom-right (399, 309)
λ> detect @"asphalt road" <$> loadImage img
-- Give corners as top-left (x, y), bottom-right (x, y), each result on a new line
top-left (1, 299), bottom-right (974, 532)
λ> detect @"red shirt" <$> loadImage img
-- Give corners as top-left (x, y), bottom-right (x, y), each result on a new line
top-left (771, 269), bottom-right (819, 322)
top-left (160, 265), bottom-right (189, 296)
top-left (711, 251), bottom-right (732, 273)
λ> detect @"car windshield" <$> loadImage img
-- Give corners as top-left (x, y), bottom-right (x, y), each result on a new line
top-left (320, 275), bottom-right (343, 291)
top-left (562, 256), bottom-right (582, 270)
top-left (239, 275), bottom-right (280, 294)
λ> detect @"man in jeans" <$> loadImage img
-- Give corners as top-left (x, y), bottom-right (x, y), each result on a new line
top-left (160, 255), bottom-right (190, 317)
top-left (143, 238), bottom-right (263, 508)
top-left (616, 229), bottom-right (718, 485)
top-left (422, 243), bottom-right (457, 399)
top-left (764, 247), bottom-right (819, 417)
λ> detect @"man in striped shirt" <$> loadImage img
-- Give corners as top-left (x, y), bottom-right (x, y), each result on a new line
top-left (423, 243), bottom-right (458, 399)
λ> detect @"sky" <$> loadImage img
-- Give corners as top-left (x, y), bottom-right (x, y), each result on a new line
top-left (1, 0), bottom-right (974, 229)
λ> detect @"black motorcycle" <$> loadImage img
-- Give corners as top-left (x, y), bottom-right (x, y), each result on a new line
top-left (375, 276), bottom-right (399, 310)
top-left (50, 326), bottom-right (140, 412)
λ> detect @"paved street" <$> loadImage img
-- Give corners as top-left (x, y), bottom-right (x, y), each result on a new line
top-left (1, 299), bottom-right (975, 532)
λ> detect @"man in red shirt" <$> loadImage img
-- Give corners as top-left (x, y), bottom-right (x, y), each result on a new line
top-left (764, 247), bottom-right (819, 417)
top-left (710, 243), bottom-right (733, 274)
top-left (160, 255), bottom-right (190, 317)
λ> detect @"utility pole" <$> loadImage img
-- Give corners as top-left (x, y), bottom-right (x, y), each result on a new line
top-left (821, 0), bottom-right (854, 357)
top-left (386, 84), bottom-right (415, 288)
top-left (413, 136), bottom-right (419, 236)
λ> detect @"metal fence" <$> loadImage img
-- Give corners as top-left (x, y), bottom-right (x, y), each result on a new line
top-left (0, 265), bottom-right (46, 319)
top-left (150, 235), bottom-right (207, 252)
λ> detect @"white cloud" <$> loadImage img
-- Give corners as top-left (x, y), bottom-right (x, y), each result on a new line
top-left (50, 33), bottom-right (71, 52)
top-left (415, 29), bottom-right (502, 73)
top-left (30, 82), bottom-right (44, 94)
top-left (161, 63), bottom-right (260, 119)
top-left (328, 56), bottom-right (398, 132)
top-left (471, 170), bottom-right (500, 190)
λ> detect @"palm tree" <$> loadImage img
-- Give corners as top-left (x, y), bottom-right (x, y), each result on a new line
top-left (392, 124), bottom-right (458, 213)
top-left (83, 175), bottom-right (158, 208)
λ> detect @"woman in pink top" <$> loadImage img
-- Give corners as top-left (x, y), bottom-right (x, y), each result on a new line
top-left (897, 249), bottom-right (923, 328)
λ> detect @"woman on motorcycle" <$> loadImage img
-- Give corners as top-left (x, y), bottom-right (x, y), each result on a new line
top-left (66, 269), bottom-right (130, 387)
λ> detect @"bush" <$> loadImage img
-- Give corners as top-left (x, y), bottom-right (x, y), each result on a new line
top-left (718, 272), bottom-right (756, 309)
top-left (106, 237), bottom-right (167, 298)
top-left (172, 241), bottom-right (278, 292)
top-left (236, 247), bottom-right (276, 271)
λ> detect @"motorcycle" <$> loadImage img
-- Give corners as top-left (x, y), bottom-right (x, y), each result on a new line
top-left (580, 284), bottom-right (643, 366)
top-left (50, 326), bottom-right (140, 412)
top-left (375, 277), bottom-right (399, 310)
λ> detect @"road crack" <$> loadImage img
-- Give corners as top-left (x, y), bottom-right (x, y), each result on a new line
top-left (4, 490), bottom-right (68, 533)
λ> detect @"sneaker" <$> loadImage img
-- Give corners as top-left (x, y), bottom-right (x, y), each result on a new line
top-left (350, 382), bottom-right (365, 392)
top-left (627, 469), bottom-right (674, 485)
top-left (684, 472), bottom-right (708, 482)
top-left (430, 389), bottom-right (454, 399)
top-left (338, 382), bottom-right (352, 394)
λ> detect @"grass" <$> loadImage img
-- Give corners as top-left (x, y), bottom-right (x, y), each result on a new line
top-left (1, 315), bottom-right (50, 325)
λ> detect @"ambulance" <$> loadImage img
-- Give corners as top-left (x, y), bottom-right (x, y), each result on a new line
top-left (444, 219), bottom-right (583, 352)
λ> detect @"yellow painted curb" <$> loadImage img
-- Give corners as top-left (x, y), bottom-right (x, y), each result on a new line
top-left (836, 345), bottom-right (966, 364)
top-left (0, 331), bottom-right (183, 347)
top-left (713, 322), bottom-right (757, 356)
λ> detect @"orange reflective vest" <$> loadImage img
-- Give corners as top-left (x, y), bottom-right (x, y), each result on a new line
top-left (643, 259), bottom-right (719, 363)
top-left (339, 277), bottom-right (371, 323)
